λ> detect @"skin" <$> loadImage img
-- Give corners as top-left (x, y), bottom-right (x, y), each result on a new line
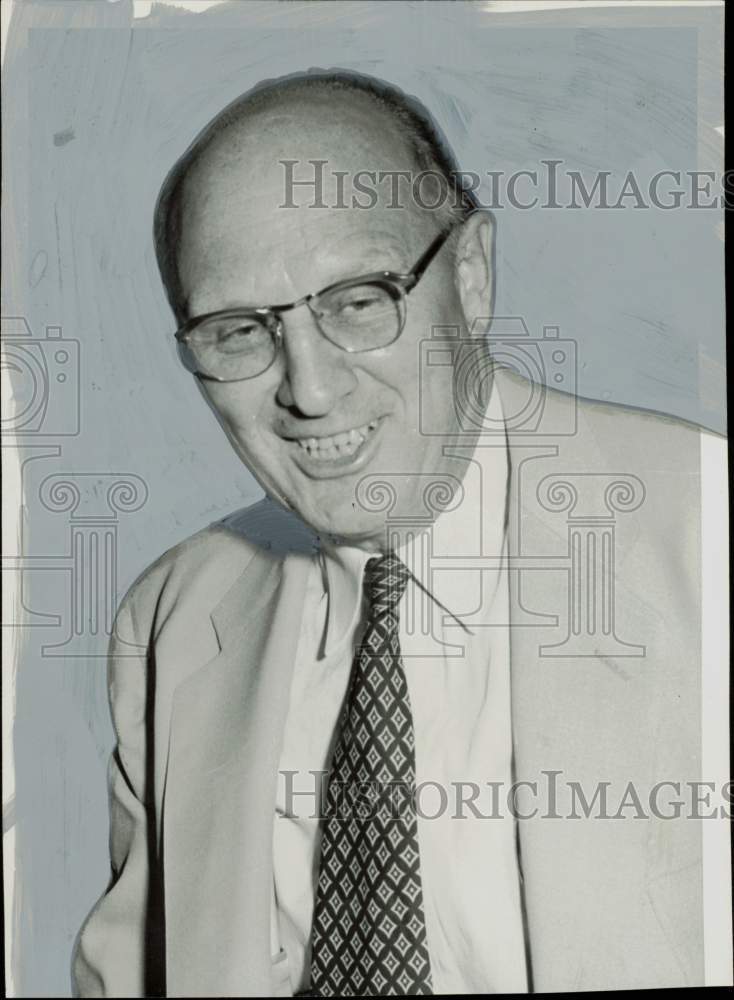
top-left (174, 90), bottom-right (494, 550)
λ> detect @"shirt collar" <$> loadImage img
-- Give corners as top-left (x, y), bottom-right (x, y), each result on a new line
top-left (318, 379), bottom-right (509, 655)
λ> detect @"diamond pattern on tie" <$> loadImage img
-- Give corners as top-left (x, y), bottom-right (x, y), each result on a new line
top-left (310, 553), bottom-right (433, 996)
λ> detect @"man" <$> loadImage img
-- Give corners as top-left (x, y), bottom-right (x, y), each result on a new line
top-left (73, 71), bottom-right (723, 996)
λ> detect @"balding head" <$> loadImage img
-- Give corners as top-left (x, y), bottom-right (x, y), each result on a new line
top-left (152, 69), bottom-right (493, 546)
top-left (154, 70), bottom-right (476, 321)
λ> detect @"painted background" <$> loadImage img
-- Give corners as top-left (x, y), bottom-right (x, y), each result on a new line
top-left (1, 0), bottom-right (724, 995)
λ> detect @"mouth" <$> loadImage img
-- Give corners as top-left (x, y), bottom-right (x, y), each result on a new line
top-left (286, 418), bottom-right (384, 478)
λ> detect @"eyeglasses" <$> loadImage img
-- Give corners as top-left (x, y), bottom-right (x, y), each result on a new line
top-left (174, 223), bottom-right (457, 382)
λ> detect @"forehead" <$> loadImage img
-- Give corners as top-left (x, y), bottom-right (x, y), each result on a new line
top-left (175, 95), bottom-right (434, 303)
top-left (183, 90), bottom-right (419, 213)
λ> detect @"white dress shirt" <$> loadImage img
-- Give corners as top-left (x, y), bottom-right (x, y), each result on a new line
top-left (271, 385), bottom-right (528, 994)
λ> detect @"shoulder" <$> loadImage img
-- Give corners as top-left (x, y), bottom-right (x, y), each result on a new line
top-left (494, 363), bottom-right (724, 451)
top-left (574, 390), bottom-right (723, 445)
top-left (569, 386), bottom-right (725, 485)
top-left (115, 497), bottom-right (317, 645)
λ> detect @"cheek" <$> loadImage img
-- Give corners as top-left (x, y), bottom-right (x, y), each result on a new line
top-left (204, 384), bottom-right (273, 440)
top-left (391, 284), bottom-right (464, 394)
top-left (381, 334), bottom-right (456, 433)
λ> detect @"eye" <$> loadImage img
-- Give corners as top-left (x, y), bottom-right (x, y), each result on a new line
top-left (191, 315), bottom-right (271, 356)
top-left (219, 322), bottom-right (261, 342)
top-left (322, 284), bottom-right (393, 318)
top-left (215, 321), bottom-right (269, 354)
top-left (339, 290), bottom-right (385, 313)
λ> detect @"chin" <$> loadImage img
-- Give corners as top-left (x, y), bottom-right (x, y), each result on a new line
top-left (299, 500), bottom-right (387, 549)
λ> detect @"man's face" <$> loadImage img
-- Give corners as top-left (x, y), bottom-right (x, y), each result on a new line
top-left (176, 96), bottom-right (491, 546)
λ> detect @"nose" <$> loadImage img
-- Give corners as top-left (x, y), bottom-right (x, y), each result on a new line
top-left (275, 306), bottom-right (357, 417)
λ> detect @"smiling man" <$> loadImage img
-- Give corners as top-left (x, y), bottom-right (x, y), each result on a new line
top-left (162, 80), bottom-right (489, 546)
top-left (73, 71), bottom-right (724, 998)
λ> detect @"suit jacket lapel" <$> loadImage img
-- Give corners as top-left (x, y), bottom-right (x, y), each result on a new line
top-left (498, 366), bottom-right (702, 990)
top-left (164, 547), bottom-right (312, 998)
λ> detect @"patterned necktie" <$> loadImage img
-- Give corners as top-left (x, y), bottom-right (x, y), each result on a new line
top-left (309, 552), bottom-right (433, 997)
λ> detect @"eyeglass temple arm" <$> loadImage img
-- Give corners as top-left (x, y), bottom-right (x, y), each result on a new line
top-left (409, 224), bottom-right (457, 283)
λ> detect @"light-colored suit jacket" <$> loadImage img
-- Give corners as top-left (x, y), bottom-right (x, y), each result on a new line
top-left (73, 368), bottom-right (713, 996)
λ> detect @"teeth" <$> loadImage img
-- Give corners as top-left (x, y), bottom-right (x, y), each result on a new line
top-left (295, 420), bottom-right (378, 460)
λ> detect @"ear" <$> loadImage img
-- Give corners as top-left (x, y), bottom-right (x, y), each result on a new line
top-left (454, 211), bottom-right (494, 334)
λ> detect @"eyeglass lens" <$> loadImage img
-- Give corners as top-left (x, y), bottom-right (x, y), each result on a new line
top-left (183, 279), bottom-right (403, 380)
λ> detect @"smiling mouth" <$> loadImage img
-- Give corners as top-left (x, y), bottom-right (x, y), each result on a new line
top-left (291, 419), bottom-right (380, 462)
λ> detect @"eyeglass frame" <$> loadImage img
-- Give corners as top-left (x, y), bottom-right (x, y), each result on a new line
top-left (173, 221), bottom-right (459, 382)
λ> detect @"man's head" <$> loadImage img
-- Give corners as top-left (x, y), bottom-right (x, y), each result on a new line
top-left (154, 71), bottom-right (493, 548)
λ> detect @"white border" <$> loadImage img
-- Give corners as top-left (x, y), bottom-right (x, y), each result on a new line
top-left (701, 432), bottom-right (733, 985)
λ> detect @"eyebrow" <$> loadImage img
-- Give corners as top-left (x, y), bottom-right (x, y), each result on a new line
top-left (310, 240), bottom-right (412, 287)
top-left (316, 259), bottom-right (405, 291)
top-left (221, 244), bottom-right (414, 313)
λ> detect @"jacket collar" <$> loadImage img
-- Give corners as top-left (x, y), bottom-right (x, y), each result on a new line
top-left (164, 546), bottom-right (312, 997)
top-left (318, 373), bottom-right (510, 653)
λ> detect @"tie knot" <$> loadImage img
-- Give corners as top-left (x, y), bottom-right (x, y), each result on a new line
top-left (364, 552), bottom-right (411, 617)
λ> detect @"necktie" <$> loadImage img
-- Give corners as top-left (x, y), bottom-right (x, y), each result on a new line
top-left (309, 552), bottom-right (433, 996)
